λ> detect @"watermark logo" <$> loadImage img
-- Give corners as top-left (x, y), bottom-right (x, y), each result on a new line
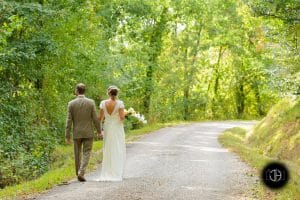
top-left (261, 162), bottom-right (289, 189)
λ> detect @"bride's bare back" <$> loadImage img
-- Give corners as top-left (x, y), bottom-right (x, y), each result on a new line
top-left (105, 99), bottom-right (117, 115)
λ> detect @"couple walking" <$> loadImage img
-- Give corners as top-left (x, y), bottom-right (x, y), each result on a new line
top-left (65, 83), bottom-right (126, 182)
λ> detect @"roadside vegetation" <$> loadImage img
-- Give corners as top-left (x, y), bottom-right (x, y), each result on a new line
top-left (0, 122), bottom-right (180, 200)
top-left (219, 97), bottom-right (300, 199)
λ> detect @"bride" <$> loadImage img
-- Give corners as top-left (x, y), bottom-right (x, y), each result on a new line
top-left (97, 86), bottom-right (126, 181)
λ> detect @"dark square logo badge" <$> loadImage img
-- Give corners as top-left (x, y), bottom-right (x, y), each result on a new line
top-left (261, 162), bottom-right (289, 189)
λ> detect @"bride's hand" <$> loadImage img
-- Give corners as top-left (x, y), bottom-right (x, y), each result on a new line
top-left (97, 132), bottom-right (103, 140)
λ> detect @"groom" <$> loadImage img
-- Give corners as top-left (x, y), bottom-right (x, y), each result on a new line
top-left (65, 83), bottom-right (101, 182)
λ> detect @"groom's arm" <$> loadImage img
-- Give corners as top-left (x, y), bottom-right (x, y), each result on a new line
top-left (92, 101), bottom-right (101, 133)
top-left (65, 102), bottom-right (72, 144)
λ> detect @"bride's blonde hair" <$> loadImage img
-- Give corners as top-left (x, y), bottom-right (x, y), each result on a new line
top-left (107, 86), bottom-right (119, 99)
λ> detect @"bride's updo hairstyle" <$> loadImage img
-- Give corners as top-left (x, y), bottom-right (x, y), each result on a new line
top-left (107, 86), bottom-right (119, 99)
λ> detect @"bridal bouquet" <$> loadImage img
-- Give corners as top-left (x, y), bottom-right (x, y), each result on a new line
top-left (124, 107), bottom-right (147, 131)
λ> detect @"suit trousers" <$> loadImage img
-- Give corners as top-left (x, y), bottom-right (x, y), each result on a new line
top-left (73, 138), bottom-right (93, 176)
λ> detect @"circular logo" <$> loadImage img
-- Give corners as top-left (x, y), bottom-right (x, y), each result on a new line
top-left (261, 162), bottom-right (289, 189)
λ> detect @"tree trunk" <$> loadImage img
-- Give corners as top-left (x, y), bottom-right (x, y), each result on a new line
top-left (214, 46), bottom-right (225, 95)
top-left (183, 25), bottom-right (202, 120)
top-left (183, 48), bottom-right (189, 120)
top-left (142, 8), bottom-right (168, 116)
top-left (209, 46), bottom-right (225, 117)
top-left (253, 83), bottom-right (265, 116)
top-left (236, 83), bottom-right (245, 119)
top-left (144, 64), bottom-right (154, 116)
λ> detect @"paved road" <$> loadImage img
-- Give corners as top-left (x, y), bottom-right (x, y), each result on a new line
top-left (34, 121), bottom-right (257, 200)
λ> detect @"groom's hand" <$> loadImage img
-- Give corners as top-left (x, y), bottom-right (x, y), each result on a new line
top-left (65, 138), bottom-right (71, 145)
top-left (97, 132), bottom-right (103, 140)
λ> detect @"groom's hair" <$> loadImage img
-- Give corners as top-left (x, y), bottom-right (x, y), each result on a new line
top-left (76, 83), bottom-right (86, 94)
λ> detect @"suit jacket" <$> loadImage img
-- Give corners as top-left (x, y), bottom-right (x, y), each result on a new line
top-left (65, 95), bottom-right (101, 139)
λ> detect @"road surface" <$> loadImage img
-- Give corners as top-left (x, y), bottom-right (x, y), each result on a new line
top-left (34, 121), bottom-right (257, 200)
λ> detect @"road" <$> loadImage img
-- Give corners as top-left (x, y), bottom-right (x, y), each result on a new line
top-left (34, 121), bottom-right (257, 200)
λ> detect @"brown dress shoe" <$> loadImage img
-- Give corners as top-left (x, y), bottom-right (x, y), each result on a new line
top-left (77, 175), bottom-right (86, 182)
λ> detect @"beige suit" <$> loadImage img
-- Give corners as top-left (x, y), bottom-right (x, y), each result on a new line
top-left (65, 95), bottom-right (101, 176)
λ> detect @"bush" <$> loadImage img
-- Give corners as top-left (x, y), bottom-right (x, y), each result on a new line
top-left (0, 126), bottom-right (56, 188)
top-left (0, 85), bottom-right (57, 188)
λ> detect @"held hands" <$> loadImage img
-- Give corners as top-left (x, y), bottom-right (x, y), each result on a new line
top-left (97, 131), bottom-right (103, 140)
top-left (65, 138), bottom-right (71, 145)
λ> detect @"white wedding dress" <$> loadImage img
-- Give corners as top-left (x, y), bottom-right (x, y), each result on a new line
top-left (98, 100), bottom-right (126, 181)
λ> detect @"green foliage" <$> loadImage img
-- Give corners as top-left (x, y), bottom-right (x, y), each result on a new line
top-left (0, 1), bottom-right (57, 188)
top-left (246, 0), bottom-right (299, 24)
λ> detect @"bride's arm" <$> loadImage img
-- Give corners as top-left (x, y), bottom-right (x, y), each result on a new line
top-left (119, 108), bottom-right (125, 122)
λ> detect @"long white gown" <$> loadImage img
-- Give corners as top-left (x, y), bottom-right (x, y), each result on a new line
top-left (98, 100), bottom-right (126, 181)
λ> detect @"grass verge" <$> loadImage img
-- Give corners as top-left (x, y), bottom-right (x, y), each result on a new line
top-left (219, 127), bottom-right (300, 200)
top-left (0, 122), bottom-right (183, 200)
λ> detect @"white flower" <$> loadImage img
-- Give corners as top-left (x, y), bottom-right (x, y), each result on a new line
top-left (125, 107), bottom-right (147, 124)
top-left (135, 113), bottom-right (141, 119)
top-left (127, 107), bottom-right (135, 115)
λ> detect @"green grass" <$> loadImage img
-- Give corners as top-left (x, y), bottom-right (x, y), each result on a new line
top-left (219, 127), bottom-right (300, 200)
top-left (0, 122), bottom-right (183, 200)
